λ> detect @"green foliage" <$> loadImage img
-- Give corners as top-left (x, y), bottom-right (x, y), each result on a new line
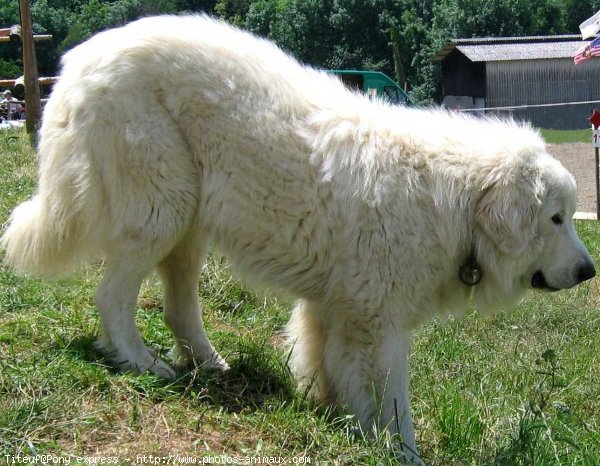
top-left (0, 58), bottom-right (22, 79)
top-left (564, 0), bottom-right (600, 33)
top-left (431, 0), bottom-right (565, 38)
top-left (215, 0), bottom-right (253, 26)
top-left (254, 0), bottom-right (334, 67)
top-left (0, 1), bottom-right (19, 26)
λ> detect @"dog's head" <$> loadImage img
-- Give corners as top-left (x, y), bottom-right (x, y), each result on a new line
top-left (473, 151), bottom-right (595, 309)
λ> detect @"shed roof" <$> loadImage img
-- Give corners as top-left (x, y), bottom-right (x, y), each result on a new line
top-left (432, 35), bottom-right (591, 63)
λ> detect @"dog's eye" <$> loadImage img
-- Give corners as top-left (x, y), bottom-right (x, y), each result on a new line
top-left (551, 213), bottom-right (564, 225)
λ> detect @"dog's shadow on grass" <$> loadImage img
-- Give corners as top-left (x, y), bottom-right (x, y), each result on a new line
top-left (67, 335), bottom-right (299, 414)
top-left (173, 356), bottom-right (299, 413)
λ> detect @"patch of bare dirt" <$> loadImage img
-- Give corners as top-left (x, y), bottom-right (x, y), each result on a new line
top-left (547, 143), bottom-right (598, 214)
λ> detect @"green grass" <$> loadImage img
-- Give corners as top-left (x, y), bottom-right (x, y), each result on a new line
top-left (540, 129), bottom-right (590, 144)
top-left (1, 128), bottom-right (599, 465)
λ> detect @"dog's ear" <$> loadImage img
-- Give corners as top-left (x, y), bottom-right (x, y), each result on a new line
top-left (475, 179), bottom-right (541, 256)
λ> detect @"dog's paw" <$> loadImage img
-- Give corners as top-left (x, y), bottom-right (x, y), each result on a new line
top-left (200, 352), bottom-right (230, 372)
top-left (144, 358), bottom-right (177, 379)
top-left (93, 335), bottom-right (117, 355)
top-left (95, 337), bottom-right (176, 379)
top-left (169, 344), bottom-right (230, 372)
top-left (398, 449), bottom-right (425, 466)
top-left (118, 351), bottom-right (176, 379)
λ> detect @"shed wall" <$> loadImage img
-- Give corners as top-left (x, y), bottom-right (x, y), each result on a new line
top-left (442, 50), bottom-right (485, 97)
top-left (486, 59), bottom-right (600, 129)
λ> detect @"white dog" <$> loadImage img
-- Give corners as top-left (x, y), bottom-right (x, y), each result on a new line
top-left (2, 15), bottom-right (595, 464)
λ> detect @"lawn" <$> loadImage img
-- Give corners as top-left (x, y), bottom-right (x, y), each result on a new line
top-left (540, 129), bottom-right (590, 144)
top-left (0, 128), bottom-right (599, 465)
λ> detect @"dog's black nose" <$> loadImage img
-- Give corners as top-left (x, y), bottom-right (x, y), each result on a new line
top-left (576, 260), bottom-right (596, 284)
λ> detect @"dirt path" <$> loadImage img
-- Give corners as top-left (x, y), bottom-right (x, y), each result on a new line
top-left (547, 143), bottom-right (597, 214)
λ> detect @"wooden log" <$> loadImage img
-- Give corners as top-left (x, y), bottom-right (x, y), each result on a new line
top-left (0, 34), bottom-right (51, 42)
top-left (0, 76), bottom-right (57, 87)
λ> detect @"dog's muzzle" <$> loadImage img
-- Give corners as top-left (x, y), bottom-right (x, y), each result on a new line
top-left (532, 259), bottom-right (596, 291)
top-left (531, 271), bottom-right (559, 291)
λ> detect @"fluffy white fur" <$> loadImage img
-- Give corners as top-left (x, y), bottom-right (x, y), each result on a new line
top-left (2, 15), bottom-right (595, 464)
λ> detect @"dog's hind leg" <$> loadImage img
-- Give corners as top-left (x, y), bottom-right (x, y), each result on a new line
top-left (95, 254), bottom-right (176, 378)
top-left (159, 226), bottom-right (229, 372)
top-left (285, 300), bottom-right (331, 401)
top-left (80, 94), bottom-right (203, 378)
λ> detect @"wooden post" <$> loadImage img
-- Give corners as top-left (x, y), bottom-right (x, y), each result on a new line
top-left (594, 147), bottom-right (600, 220)
top-left (19, 0), bottom-right (41, 134)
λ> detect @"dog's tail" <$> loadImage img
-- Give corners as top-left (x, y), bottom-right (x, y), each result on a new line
top-left (1, 187), bottom-right (94, 278)
top-left (1, 96), bottom-right (100, 279)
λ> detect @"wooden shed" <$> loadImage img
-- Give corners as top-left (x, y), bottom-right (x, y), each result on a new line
top-left (432, 36), bottom-right (600, 129)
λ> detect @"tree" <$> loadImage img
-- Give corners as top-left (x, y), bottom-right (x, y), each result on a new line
top-left (215, 0), bottom-right (252, 26)
top-left (247, 0), bottom-right (434, 97)
top-left (267, 0), bottom-right (334, 67)
top-left (383, 0), bottom-right (433, 92)
top-left (564, 0), bottom-right (600, 33)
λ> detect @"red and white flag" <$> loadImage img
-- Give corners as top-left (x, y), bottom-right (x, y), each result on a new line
top-left (574, 37), bottom-right (600, 64)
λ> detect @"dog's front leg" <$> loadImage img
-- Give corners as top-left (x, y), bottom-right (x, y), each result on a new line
top-left (372, 327), bottom-right (423, 465)
top-left (324, 322), bottom-right (423, 465)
